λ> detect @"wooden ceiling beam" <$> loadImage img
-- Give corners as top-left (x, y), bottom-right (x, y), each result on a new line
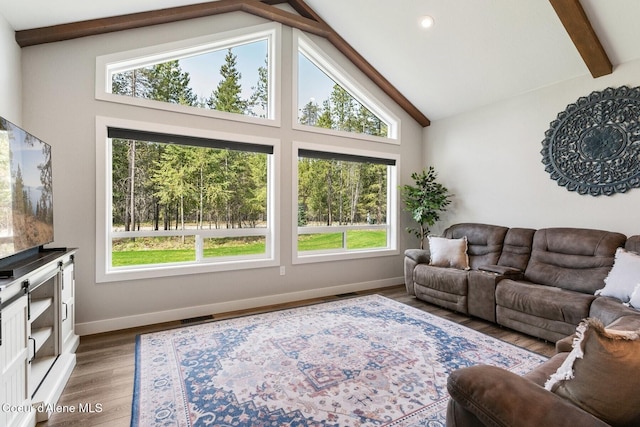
top-left (14, 0), bottom-right (331, 47)
top-left (14, 0), bottom-right (430, 127)
top-left (242, 2), bottom-right (331, 38)
top-left (15, 0), bottom-right (247, 47)
top-left (549, 0), bottom-right (612, 78)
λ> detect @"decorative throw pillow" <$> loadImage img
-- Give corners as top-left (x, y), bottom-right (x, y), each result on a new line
top-left (545, 318), bottom-right (640, 427)
top-left (428, 236), bottom-right (470, 270)
top-left (596, 248), bottom-right (640, 302)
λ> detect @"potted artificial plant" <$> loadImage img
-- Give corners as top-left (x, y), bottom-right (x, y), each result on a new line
top-left (400, 166), bottom-right (452, 249)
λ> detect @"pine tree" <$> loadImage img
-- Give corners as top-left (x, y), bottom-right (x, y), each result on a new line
top-left (299, 99), bottom-right (320, 126)
top-left (356, 106), bottom-right (388, 137)
top-left (248, 57), bottom-right (269, 117)
top-left (330, 85), bottom-right (356, 132)
top-left (147, 60), bottom-right (197, 106)
top-left (118, 60), bottom-right (196, 231)
top-left (208, 48), bottom-right (247, 114)
top-left (152, 145), bottom-right (196, 235)
top-left (111, 68), bottom-right (150, 98)
top-left (316, 100), bottom-right (333, 129)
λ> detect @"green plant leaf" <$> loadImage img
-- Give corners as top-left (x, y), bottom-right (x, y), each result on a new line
top-left (400, 166), bottom-right (452, 245)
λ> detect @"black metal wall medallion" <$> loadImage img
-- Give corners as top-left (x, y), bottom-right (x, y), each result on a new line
top-left (541, 86), bottom-right (640, 196)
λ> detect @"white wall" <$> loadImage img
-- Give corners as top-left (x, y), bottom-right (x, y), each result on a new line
top-left (20, 12), bottom-right (424, 334)
top-left (425, 58), bottom-right (640, 238)
top-left (0, 12), bottom-right (21, 123)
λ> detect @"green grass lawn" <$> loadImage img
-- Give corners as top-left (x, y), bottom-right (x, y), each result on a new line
top-left (112, 230), bottom-right (386, 266)
top-left (112, 249), bottom-right (196, 266)
top-left (297, 230), bottom-right (386, 251)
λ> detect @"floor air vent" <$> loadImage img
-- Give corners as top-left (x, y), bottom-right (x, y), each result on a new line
top-left (181, 315), bottom-right (214, 324)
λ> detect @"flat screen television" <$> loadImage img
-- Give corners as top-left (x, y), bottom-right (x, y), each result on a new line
top-left (0, 117), bottom-right (54, 263)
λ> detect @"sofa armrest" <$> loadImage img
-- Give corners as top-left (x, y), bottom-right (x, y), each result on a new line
top-left (404, 249), bottom-right (430, 296)
top-left (404, 248), bottom-right (430, 264)
top-left (447, 365), bottom-right (609, 427)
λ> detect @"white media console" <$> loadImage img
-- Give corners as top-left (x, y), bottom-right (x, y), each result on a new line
top-left (0, 248), bottom-right (79, 427)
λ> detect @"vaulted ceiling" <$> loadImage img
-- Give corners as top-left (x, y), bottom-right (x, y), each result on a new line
top-left (2, 0), bottom-right (640, 126)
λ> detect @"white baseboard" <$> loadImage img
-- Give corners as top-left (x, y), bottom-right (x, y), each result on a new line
top-left (75, 277), bottom-right (403, 336)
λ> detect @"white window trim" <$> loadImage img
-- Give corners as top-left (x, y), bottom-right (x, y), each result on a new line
top-left (95, 116), bottom-right (281, 283)
top-left (292, 29), bottom-right (401, 144)
top-left (292, 141), bottom-right (399, 265)
top-left (95, 23), bottom-right (282, 128)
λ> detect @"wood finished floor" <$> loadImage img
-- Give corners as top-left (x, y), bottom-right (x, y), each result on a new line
top-left (40, 285), bottom-right (555, 426)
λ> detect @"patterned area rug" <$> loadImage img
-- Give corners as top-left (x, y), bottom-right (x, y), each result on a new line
top-left (131, 295), bottom-right (547, 426)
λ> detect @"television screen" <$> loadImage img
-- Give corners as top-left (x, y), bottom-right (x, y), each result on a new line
top-left (0, 117), bottom-right (54, 259)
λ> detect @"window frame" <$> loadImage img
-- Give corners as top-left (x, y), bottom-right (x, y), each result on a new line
top-left (292, 141), bottom-right (400, 265)
top-left (96, 116), bottom-right (281, 283)
top-left (95, 23), bottom-right (281, 127)
top-left (292, 29), bottom-right (401, 144)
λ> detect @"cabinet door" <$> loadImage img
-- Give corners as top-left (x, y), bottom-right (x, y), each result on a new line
top-left (1, 293), bottom-right (34, 427)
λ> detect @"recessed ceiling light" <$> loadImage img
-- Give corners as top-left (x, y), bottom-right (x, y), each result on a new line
top-left (420, 15), bottom-right (435, 29)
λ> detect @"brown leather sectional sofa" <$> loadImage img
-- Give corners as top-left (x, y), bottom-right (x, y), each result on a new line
top-left (404, 223), bottom-right (639, 342)
top-left (404, 223), bottom-right (640, 426)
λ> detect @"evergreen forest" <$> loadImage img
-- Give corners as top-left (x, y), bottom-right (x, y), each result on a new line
top-left (110, 46), bottom-right (389, 250)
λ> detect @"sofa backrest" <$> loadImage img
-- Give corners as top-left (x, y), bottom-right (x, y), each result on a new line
top-left (497, 227), bottom-right (536, 271)
top-left (524, 228), bottom-right (627, 294)
top-left (443, 223), bottom-right (508, 270)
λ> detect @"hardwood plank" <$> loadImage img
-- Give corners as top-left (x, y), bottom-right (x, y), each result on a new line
top-left (38, 284), bottom-right (554, 426)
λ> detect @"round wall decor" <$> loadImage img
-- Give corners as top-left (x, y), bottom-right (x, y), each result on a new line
top-left (541, 86), bottom-right (640, 196)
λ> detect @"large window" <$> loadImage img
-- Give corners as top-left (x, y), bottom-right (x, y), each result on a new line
top-left (294, 143), bottom-right (398, 263)
top-left (96, 23), bottom-right (279, 124)
top-left (111, 42), bottom-right (268, 117)
top-left (294, 30), bottom-right (399, 141)
top-left (96, 22), bottom-right (403, 280)
top-left (96, 119), bottom-right (279, 282)
top-left (297, 53), bottom-right (388, 137)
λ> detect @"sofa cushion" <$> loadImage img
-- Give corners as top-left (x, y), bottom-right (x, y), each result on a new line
top-left (428, 236), bottom-right (469, 270)
top-left (524, 228), bottom-right (626, 294)
top-left (414, 264), bottom-right (468, 295)
top-left (596, 248), bottom-right (640, 302)
top-left (443, 223), bottom-right (508, 270)
top-left (496, 280), bottom-right (595, 327)
top-left (545, 318), bottom-right (640, 427)
top-left (497, 227), bottom-right (536, 271)
top-left (496, 306), bottom-right (574, 342)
